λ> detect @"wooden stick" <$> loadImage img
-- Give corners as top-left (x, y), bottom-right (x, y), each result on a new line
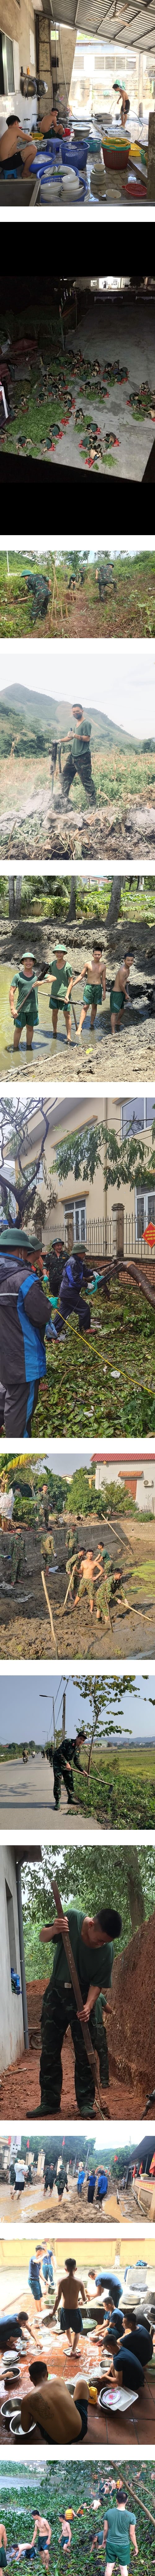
top-left (41, 1568), bottom-right (57, 1649)
top-left (52, 1873), bottom-right (102, 2110)
top-left (62, 1559), bottom-right (78, 1611)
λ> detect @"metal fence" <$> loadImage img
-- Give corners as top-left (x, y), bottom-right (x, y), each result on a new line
top-left (41, 1213), bottom-right (155, 1266)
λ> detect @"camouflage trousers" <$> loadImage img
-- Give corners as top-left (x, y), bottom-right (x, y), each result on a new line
top-left (61, 751), bottom-right (96, 806)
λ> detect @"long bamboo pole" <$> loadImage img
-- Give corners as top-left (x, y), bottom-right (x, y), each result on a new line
top-left (52, 1873), bottom-right (102, 2111)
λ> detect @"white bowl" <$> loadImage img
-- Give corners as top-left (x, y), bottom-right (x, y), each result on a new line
top-left (61, 170), bottom-right (80, 191)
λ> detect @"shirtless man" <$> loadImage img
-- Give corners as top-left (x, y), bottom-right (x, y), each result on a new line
top-left (0, 2529), bottom-right (8, 2569)
top-left (29, 2519), bottom-right (51, 2572)
top-left (110, 950), bottom-right (134, 1035)
top-left (52, 2255), bottom-right (87, 2353)
top-left (73, 947), bottom-right (106, 1038)
top-left (73, 1546), bottom-right (107, 1613)
top-left (20, 2362), bottom-right (89, 2442)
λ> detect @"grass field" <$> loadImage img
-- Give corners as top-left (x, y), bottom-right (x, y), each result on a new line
top-left (0, 550), bottom-right (155, 638)
top-left (75, 1740), bottom-right (155, 1827)
top-left (34, 1283), bottom-right (155, 1440)
top-left (1, 743), bottom-right (155, 825)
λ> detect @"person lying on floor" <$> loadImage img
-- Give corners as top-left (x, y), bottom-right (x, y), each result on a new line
top-left (0, 117), bottom-right (38, 174)
top-left (20, 2359), bottom-right (89, 2441)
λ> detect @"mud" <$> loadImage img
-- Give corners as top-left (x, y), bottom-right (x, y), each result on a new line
top-left (1, 916), bottom-right (155, 1085)
top-left (0, 1517), bottom-right (154, 1662)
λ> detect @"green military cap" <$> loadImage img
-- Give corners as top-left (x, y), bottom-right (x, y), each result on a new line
top-left (0, 1227), bottom-right (43, 1251)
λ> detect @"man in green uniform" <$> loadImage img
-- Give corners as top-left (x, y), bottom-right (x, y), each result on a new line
top-left (37, 1900), bottom-right (122, 2113)
top-left (103, 2498), bottom-right (138, 2574)
top-left (60, 705), bottom-right (96, 806)
top-left (9, 953), bottom-right (41, 1052)
top-left (24, 573), bottom-right (52, 624)
top-left (45, 948), bottom-right (73, 1043)
top-left (47, 1727), bottom-right (85, 1808)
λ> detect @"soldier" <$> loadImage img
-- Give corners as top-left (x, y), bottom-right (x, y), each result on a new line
top-left (60, 705), bottom-right (96, 807)
top-left (24, 571), bottom-right (52, 624)
top-left (95, 563), bottom-right (117, 601)
top-left (48, 1726), bottom-right (85, 1808)
top-left (0, 1226), bottom-right (56, 1437)
top-left (37, 1899), bottom-right (122, 2114)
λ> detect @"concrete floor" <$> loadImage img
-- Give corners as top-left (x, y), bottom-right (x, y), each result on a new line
top-left (0, 1752), bottom-right (83, 1830)
top-left (50, 304), bottom-right (155, 481)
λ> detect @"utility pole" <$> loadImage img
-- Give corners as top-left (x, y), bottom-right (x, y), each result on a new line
top-left (7, 550), bottom-right (9, 573)
top-left (62, 1690), bottom-right (66, 1743)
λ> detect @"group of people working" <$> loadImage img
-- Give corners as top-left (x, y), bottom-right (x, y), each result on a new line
top-left (7, 942), bottom-right (135, 1049)
top-left (0, 2256), bottom-right (154, 2440)
top-left (0, 2499), bottom-right (140, 2569)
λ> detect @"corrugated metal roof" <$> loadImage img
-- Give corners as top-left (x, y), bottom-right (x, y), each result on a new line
top-left (51, 0), bottom-right (155, 42)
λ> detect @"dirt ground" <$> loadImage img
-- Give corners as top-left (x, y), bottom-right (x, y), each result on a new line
top-left (0, 1518), bottom-right (155, 1662)
top-left (0, 2170), bottom-right (135, 2225)
top-left (0, 1977), bottom-right (149, 2123)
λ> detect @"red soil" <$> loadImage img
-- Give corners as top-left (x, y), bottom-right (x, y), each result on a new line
top-left (0, 1916), bottom-right (154, 2119)
top-left (110, 1906), bottom-right (155, 2098)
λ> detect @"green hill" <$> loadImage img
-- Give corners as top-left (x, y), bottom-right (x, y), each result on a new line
top-left (0, 680), bottom-right (143, 752)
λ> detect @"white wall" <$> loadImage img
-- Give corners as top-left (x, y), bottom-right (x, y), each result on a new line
top-left (95, 1461), bottom-right (155, 1509)
top-left (0, 1849), bottom-right (24, 2071)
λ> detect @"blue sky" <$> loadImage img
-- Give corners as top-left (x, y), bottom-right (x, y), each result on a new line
top-left (1, 1670), bottom-right (155, 1745)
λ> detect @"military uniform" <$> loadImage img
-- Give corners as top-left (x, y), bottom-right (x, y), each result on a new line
top-left (50, 1733), bottom-right (82, 1808)
top-left (62, 717), bottom-right (96, 807)
top-left (24, 573), bottom-right (50, 623)
top-left (39, 1906), bottom-right (113, 2113)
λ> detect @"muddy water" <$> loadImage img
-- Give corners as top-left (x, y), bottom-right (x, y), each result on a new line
top-left (1, 959), bottom-right (155, 1083)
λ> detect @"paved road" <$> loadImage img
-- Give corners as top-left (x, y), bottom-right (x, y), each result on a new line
top-left (0, 1752), bottom-right (83, 1829)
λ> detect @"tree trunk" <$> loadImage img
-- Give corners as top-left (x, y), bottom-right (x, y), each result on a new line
top-left (87, 1712), bottom-right (98, 1782)
top-left (68, 876), bottom-right (77, 920)
top-left (14, 876), bottom-right (22, 916)
top-left (106, 875), bottom-right (123, 928)
top-left (126, 1848), bottom-right (145, 1935)
top-left (9, 877), bottom-right (15, 917)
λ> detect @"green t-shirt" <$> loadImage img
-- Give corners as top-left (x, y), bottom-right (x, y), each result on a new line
top-left (12, 972), bottom-right (39, 1023)
top-left (106, 2510), bottom-right (135, 2563)
top-left (51, 1907), bottom-right (113, 2000)
top-left (47, 958), bottom-right (72, 1002)
top-left (72, 718), bottom-right (91, 757)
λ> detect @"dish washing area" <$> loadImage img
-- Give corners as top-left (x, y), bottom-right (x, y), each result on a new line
top-left (29, 126), bottom-right (148, 205)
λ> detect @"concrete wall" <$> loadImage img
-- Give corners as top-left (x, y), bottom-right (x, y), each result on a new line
top-left (0, 0), bottom-right (38, 120)
top-left (0, 1849), bottom-right (24, 2071)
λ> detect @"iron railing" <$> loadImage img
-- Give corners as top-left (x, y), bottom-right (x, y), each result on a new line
top-left (41, 1213), bottom-right (155, 1266)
